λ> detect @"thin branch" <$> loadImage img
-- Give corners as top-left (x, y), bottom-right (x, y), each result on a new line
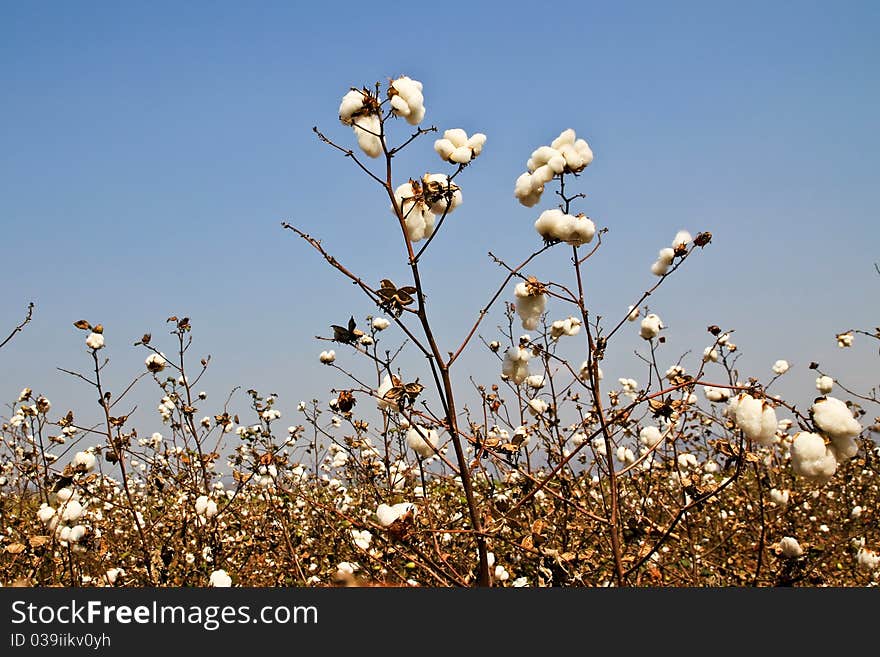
top-left (0, 302), bottom-right (34, 350)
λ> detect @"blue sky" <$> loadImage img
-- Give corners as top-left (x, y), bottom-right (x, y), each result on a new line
top-left (1, 1), bottom-right (878, 430)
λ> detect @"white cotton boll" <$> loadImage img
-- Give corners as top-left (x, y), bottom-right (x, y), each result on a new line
top-left (406, 426), bottom-right (439, 458)
top-left (61, 499), bottom-right (83, 522)
top-left (422, 173), bottom-right (462, 215)
top-left (372, 317), bottom-right (390, 331)
top-left (651, 259), bottom-right (670, 276)
top-left (551, 128), bottom-right (576, 149)
top-left (106, 568), bottom-right (125, 585)
top-left (532, 164), bottom-right (555, 186)
top-left (514, 174), bottom-right (543, 207)
top-left (639, 426), bottom-right (664, 448)
top-left (815, 375), bottom-right (834, 394)
top-left (351, 529), bottom-right (372, 551)
top-left (547, 153), bottom-right (567, 174)
top-left (851, 505), bottom-right (863, 519)
top-left (677, 453), bottom-right (698, 470)
top-left (770, 488), bottom-right (790, 508)
top-left (857, 548), bottom-right (880, 571)
top-left (627, 306), bottom-right (640, 322)
top-left (434, 138), bottom-right (455, 161)
top-left (525, 374), bottom-right (545, 389)
top-left (56, 487), bottom-right (74, 503)
top-left (86, 332), bottom-right (104, 350)
top-left (572, 139), bottom-right (593, 170)
top-left (502, 347), bottom-right (531, 385)
top-left (73, 451), bottom-right (96, 472)
top-left (528, 398), bottom-right (549, 416)
top-left (535, 208), bottom-right (564, 240)
top-left (449, 146), bottom-right (473, 164)
top-left (790, 432), bottom-right (838, 484)
top-left (704, 386), bottom-right (730, 402)
top-left (514, 282), bottom-right (547, 331)
top-left (672, 230), bottom-right (692, 249)
top-left (209, 569), bottom-right (232, 587)
top-left (352, 114), bottom-right (383, 158)
top-left (658, 247), bottom-right (675, 264)
top-left (564, 316), bottom-right (582, 336)
top-left (772, 360), bottom-right (790, 375)
top-left (68, 525), bottom-right (86, 543)
top-left (319, 350), bottom-right (336, 364)
top-left (778, 536), bottom-right (804, 558)
top-left (467, 133), bottom-right (487, 154)
top-left (562, 214), bottom-right (596, 246)
top-left (616, 446), bottom-right (635, 465)
top-left (444, 128), bottom-right (468, 147)
top-left (702, 347), bottom-right (719, 363)
top-left (528, 146), bottom-right (559, 171)
top-left (389, 76), bottom-right (425, 125)
top-left (734, 394), bottom-right (777, 446)
top-left (812, 397), bottom-right (862, 443)
top-left (376, 502), bottom-right (413, 527)
top-left (639, 313), bottom-right (663, 340)
top-left (37, 504), bottom-right (56, 524)
top-left (829, 436), bottom-right (859, 462)
top-left (145, 353), bottom-right (166, 373)
top-left (339, 89), bottom-right (365, 125)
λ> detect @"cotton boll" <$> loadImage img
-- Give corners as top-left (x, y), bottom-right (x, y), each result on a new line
top-left (444, 128), bottom-right (468, 147)
top-left (61, 499), bottom-right (84, 522)
top-left (639, 313), bottom-right (663, 340)
top-left (372, 317), bottom-right (390, 331)
top-left (528, 146), bottom-right (559, 171)
top-left (406, 426), bottom-right (439, 458)
top-left (376, 374), bottom-right (399, 412)
top-left (525, 374), bottom-right (545, 389)
top-left (434, 138), bottom-right (455, 160)
top-left (563, 214), bottom-right (596, 246)
top-left (627, 306), bottom-right (640, 322)
top-left (811, 397), bottom-right (862, 443)
top-left (376, 502), bottom-right (413, 527)
top-left (815, 375), bottom-right (834, 394)
top-left (502, 347), bottom-right (531, 385)
top-left (532, 164), bottom-right (555, 186)
top-left (829, 436), bottom-right (859, 462)
top-left (733, 394), bottom-right (777, 446)
top-left (319, 350), bottom-right (336, 364)
top-left (145, 353), bottom-right (167, 373)
top-left (571, 139), bottom-right (594, 171)
top-left (790, 431), bottom-right (838, 484)
top-left (778, 536), bottom-right (804, 558)
top-left (68, 525), bottom-right (87, 543)
top-left (37, 504), bottom-right (56, 524)
top-left (772, 360), bottom-right (790, 375)
top-left (651, 260), bottom-right (670, 276)
top-left (551, 128), bottom-right (576, 149)
top-left (352, 114), bottom-right (383, 158)
top-left (86, 332), bottom-right (104, 350)
top-left (389, 76), bottom-right (425, 125)
top-left (449, 146), bottom-right (473, 164)
top-left (73, 451), bottom-right (96, 472)
top-left (535, 208), bottom-right (565, 240)
top-left (467, 133), bottom-right (487, 155)
top-left (514, 281), bottom-right (547, 331)
top-left (56, 487), bottom-right (74, 503)
top-left (528, 398), bottom-right (549, 416)
top-left (422, 173), bottom-right (462, 215)
top-left (672, 230), bottom-right (692, 249)
top-left (658, 247), bottom-right (675, 265)
top-left (339, 89), bottom-right (366, 125)
top-left (702, 347), bottom-right (719, 363)
top-left (639, 426), bottom-right (663, 448)
top-left (769, 488), bottom-right (790, 508)
top-left (704, 386), bottom-right (731, 402)
top-left (547, 153), bottom-right (567, 174)
top-left (616, 446), bottom-right (635, 465)
top-left (209, 569), bottom-right (232, 587)
top-left (515, 173), bottom-right (543, 207)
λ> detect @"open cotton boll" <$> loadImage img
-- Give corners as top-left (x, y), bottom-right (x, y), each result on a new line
top-left (449, 146), bottom-right (473, 164)
top-left (502, 347), bottom-right (531, 385)
top-left (658, 247), bottom-right (675, 265)
top-left (514, 281), bottom-right (547, 331)
top-left (531, 164), bottom-right (555, 186)
top-left (527, 146), bottom-right (559, 172)
top-left (514, 173), bottom-right (543, 207)
top-left (651, 259), bottom-right (670, 276)
top-left (467, 133), bottom-right (487, 155)
top-left (772, 360), bottom-right (790, 375)
top-left (535, 208), bottom-right (565, 240)
top-left (560, 214), bottom-right (596, 246)
top-left (376, 502), bottom-right (413, 527)
top-left (37, 504), bottom-right (56, 524)
top-left (61, 499), bottom-right (84, 523)
top-left (639, 313), bottom-right (663, 340)
top-left (815, 375), bottom-right (834, 394)
top-left (856, 548), bottom-right (880, 571)
top-left (811, 397), bottom-right (862, 442)
top-left (733, 394), bottom-right (777, 446)
top-left (704, 386), bottom-right (731, 402)
top-left (525, 374), bottom-right (545, 389)
top-left (769, 488), bottom-right (790, 507)
top-left (339, 89), bottom-right (366, 125)
top-left (389, 76), bottom-right (425, 125)
top-left (422, 173), bottom-right (462, 215)
top-left (829, 436), bottom-right (859, 462)
top-left (672, 230), bottom-right (692, 249)
top-left (73, 451), bottom-right (96, 472)
top-left (639, 426), bottom-right (664, 448)
top-left (528, 398), bottom-right (549, 416)
top-left (551, 128), bottom-right (576, 149)
top-left (209, 569), bottom-right (232, 587)
top-left (351, 114), bottom-right (383, 158)
top-left (68, 525), bottom-right (87, 544)
top-left (778, 536), bottom-right (804, 558)
top-left (790, 431), bottom-right (838, 483)
top-left (406, 426), bottom-right (439, 458)
top-left (444, 128), bottom-right (468, 147)
top-left (434, 138), bottom-right (455, 160)
top-left (376, 374), bottom-right (398, 412)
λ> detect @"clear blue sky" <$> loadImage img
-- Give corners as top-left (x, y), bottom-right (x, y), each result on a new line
top-left (2, 1), bottom-right (878, 429)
